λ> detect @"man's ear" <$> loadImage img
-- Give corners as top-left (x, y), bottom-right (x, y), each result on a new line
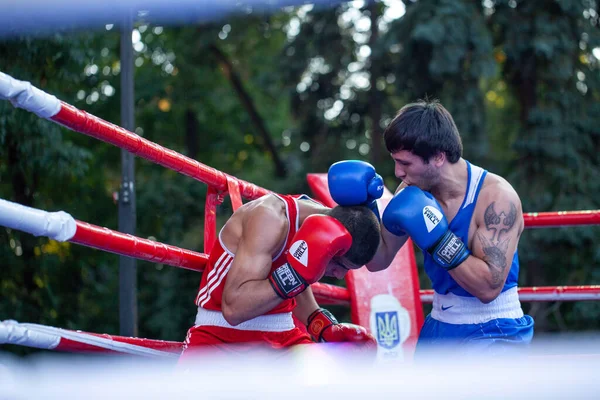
top-left (432, 152), bottom-right (446, 167)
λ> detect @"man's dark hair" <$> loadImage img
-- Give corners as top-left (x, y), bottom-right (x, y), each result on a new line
top-left (383, 99), bottom-right (463, 163)
top-left (326, 205), bottom-right (380, 266)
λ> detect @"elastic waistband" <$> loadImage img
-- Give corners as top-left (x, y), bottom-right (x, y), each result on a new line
top-left (194, 307), bottom-right (295, 332)
top-left (431, 287), bottom-right (524, 324)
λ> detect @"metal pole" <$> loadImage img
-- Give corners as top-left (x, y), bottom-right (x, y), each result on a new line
top-left (119, 12), bottom-right (137, 337)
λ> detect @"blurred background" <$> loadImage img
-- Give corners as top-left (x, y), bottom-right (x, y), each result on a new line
top-left (1, 0), bottom-right (599, 356)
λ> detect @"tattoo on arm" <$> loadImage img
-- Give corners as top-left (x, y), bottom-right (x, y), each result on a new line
top-left (484, 202), bottom-right (517, 241)
top-left (478, 201), bottom-right (517, 288)
top-left (476, 233), bottom-right (509, 288)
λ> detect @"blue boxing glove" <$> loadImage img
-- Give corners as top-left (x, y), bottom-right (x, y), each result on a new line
top-left (382, 186), bottom-right (470, 271)
top-left (328, 160), bottom-right (384, 220)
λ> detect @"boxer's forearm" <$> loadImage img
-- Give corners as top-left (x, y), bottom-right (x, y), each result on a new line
top-left (448, 256), bottom-right (504, 303)
top-left (293, 287), bottom-right (320, 325)
top-left (366, 227), bottom-right (409, 272)
top-left (221, 280), bottom-right (283, 326)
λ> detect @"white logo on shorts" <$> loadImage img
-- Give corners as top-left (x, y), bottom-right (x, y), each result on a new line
top-left (423, 206), bottom-right (443, 232)
top-left (289, 240), bottom-right (308, 266)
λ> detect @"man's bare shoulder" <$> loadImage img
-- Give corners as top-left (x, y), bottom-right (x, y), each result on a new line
top-left (240, 194), bottom-right (286, 220)
top-left (244, 195), bottom-right (287, 223)
top-left (475, 172), bottom-right (524, 230)
top-left (242, 195), bottom-right (288, 247)
top-left (479, 172), bottom-right (521, 203)
top-left (221, 194), bottom-right (287, 254)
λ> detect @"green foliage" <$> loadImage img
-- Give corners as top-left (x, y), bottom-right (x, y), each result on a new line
top-left (382, 0), bottom-right (496, 165)
top-left (491, 0), bottom-right (600, 330)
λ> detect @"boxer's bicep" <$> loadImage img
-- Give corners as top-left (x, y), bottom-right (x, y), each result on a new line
top-left (224, 207), bottom-right (286, 295)
top-left (471, 187), bottom-right (524, 289)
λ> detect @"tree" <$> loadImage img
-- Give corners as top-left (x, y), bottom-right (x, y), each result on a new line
top-left (490, 0), bottom-right (600, 330)
top-left (0, 33), bottom-right (120, 343)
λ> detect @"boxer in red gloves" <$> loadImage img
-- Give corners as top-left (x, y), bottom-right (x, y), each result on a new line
top-left (179, 193), bottom-right (380, 360)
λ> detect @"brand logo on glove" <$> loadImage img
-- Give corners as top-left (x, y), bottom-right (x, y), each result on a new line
top-left (422, 206), bottom-right (443, 232)
top-left (437, 234), bottom-right (463, 264)
top-left (309, 320), bottom-right (325, 336)
top-left (275, 264), bottom-right (300, 288)
top-left (289, 240), bottom-right (308, 266)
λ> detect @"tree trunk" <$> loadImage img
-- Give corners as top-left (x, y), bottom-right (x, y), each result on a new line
top-left (208, 44), bottom-right (287, 177)
top-left (367, 2), bottom-right (384, 165)
top-left (514, 51), bottom-right (537, 126)
top-left (185, 108), bottom-right (199, 160)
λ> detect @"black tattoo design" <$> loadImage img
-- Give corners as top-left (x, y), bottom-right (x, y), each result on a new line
top-left (479, 201), bottom-right (517, 288)
top-left (477, 233), bottom-right (509, 288)
top-left (484, 202), bottom-right (517, 241)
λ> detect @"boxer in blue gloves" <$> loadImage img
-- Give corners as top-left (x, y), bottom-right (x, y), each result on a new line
top-left (328, 160), bottom-right (411, 270)
top-left (328, 100), bottom-right (534, 356)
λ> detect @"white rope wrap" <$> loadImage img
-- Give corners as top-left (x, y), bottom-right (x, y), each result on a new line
top-left (0, 71), bottom-right (61, 118)
top-left (0, 198), bottom-right (77, 242)
top-left (0, 321), bottom-right (178, 359)
top-left (0, 320), bottom-right (61, 349)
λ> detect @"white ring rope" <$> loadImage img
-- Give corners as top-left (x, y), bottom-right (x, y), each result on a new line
top-left (0, 198), bottom-right (76, 242)
top-left (0, 71), bottom-right (60, 118)
top-left (0, 320), bottom-right (61, 350)
top-left (0, 320), bottom-right (178, 359)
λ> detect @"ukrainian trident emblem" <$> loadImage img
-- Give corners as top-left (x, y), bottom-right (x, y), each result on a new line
top-left (370, 294), bottom-right (411, 361)
top-left (375, 311), bottom-right (400, 349)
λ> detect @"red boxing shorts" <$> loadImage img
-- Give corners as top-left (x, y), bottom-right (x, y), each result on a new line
top-left (179, 308), bottom-right (312, 361)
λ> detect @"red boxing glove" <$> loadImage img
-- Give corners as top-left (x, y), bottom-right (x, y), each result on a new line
top-left (269, 215), bottom-right (352, 299)
top-left (307, 308), bottom-right (377, 350)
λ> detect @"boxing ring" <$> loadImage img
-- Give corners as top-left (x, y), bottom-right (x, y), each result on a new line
top-left (1, 70), bottom-right (600, 361)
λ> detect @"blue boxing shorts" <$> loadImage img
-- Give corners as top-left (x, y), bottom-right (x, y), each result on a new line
top-left (415, 287), bottom-right (534, 359)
